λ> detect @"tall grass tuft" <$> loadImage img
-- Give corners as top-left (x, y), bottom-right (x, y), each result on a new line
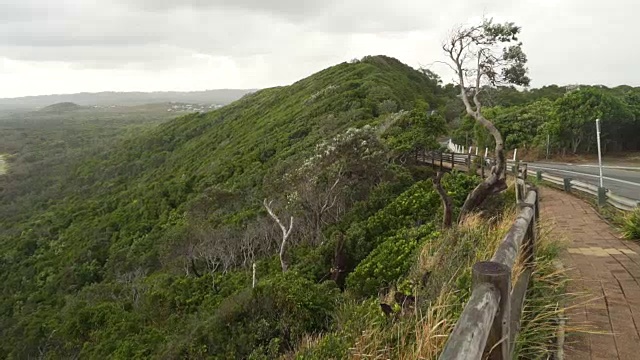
top-left (621, 207), bottom-right (640, 240)
top-left (511, 219), bottom-right (568, 359)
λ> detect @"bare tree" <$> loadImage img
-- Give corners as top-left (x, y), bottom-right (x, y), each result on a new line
top-left (288, 126), bottom-right (387, 244)
top-left (117, 267), bottom-right (148, 307)
top-left (433, 171), bottom-right (453, 228)
top-left (442, 18), bottom-right (530, 220)
top-left (296, 165), bottom-right (346, 244)
top-left (240, 229), bottom-right (258, 267)
top-left (182, 242), bottom-right (198, 277)
top-left (263, 199), bottom-right (294, 272)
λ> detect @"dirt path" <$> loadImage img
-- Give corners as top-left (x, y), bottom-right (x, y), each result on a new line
top-left (540, 188), bottom-right (640, 360)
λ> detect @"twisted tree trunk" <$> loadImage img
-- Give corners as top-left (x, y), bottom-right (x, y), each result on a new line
top-left (433, 171), bottom-right (453, 228)
top-left (458, 113), bottom-right (507, 221)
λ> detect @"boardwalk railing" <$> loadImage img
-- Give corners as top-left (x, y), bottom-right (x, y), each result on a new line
top-left (425, 151), bottom-right (640, 212)
top-left (427, 152), bottom-right (539, 359)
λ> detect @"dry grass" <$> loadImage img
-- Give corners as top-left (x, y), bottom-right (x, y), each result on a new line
top-left (621, 207), bottom-right (640, 240)
top-left (349, 289), bottom-right (460, 360)
top-left (344, 207), bottom-right (523, 359)
top-left (348, 206), bottom-right (574, 359)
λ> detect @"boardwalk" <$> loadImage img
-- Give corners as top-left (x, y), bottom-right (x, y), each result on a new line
top-left (540, 188), bottom-right (640, 360)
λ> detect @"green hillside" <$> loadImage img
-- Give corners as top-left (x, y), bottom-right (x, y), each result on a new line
top-left (0, 55), bottom-right (455, 358)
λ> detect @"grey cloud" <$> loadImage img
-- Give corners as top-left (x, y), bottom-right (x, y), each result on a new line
top-left (2, 0), bottom-right (640, 93)
top-left (0, 3), bottom-right (50, 22)
top-left (0, 2), bottom-right (289, 65)
top-left (304, 0), bottom-right (521, 34)
top-left (0, 0), bottom-right (519, 68)
top-left (0, 44), bottom-right (195, 69)
top-left (120, 0), bottom-right (339, 22)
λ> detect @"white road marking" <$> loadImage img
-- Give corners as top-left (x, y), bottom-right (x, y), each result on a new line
top-left (575, 164), bottom-right (640, 170)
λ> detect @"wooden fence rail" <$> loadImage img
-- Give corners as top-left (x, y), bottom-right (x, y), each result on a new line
top-left (424, 151), bottom-right (538, 359)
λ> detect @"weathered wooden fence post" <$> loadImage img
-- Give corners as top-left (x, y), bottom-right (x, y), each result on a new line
top-left (440, 151), bottom-right (444, 169)
top-left (536, 170), bottom-right (542, 181)
top-left (451, 153), bottom-right (455, 169)
top-left (473, 261), bottom-right (511, 360)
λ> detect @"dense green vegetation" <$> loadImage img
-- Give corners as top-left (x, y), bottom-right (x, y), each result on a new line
top-left (451, 85), bottom-right (640, 156)
top-left (0, 103), bottom-right (193, 226)
top-left (0, 56), bottom-right (457, 358)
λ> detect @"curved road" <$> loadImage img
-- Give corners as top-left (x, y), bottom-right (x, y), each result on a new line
top-left (527, 162), bottom-right (640, 201)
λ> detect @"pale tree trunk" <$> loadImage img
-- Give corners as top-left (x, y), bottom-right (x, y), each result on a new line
top-left (571, 136), bottom-right (582, 154)
top-left (433, 171), bottom-right (453, 228)
top-left (458, 112), bottom-right (507, 221)
top-left (263, 199), bottom-right (294, 272)
top-left (252, 263), bottom-right (257, 288)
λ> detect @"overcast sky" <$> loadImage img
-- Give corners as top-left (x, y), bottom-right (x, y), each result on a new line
top-left (1, 0), bottom-right (638, 98)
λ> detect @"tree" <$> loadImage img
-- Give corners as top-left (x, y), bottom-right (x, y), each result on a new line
top-left (554, 88), bottom-right (635, 154)
top-left (382, 101), bottom-right (446, 162)
top-left (442, 18), bottom-right (530, 219)
top-left (470, 99), bottom-right (554, 152)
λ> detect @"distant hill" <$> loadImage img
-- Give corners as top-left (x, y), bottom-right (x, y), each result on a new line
top-left (38, 102), bottom-right (83, 113)
top-left (0, 89), bottom-right (255, 111)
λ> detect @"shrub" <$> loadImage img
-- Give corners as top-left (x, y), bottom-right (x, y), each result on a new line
top-left (347, 224), bottom-right (437, 297)
top-left (441, 170), bottom-right (481, 208)
top-left (187, 272), bottom-right (340, 359)
top-left (344, 180), bottom-right (441, 266)
top-left (294, 333), bottom-right (350, 360)
top-left (622, 208), bottom-right (640, 240)
top-left (294, 299), bottom-right (384, 359)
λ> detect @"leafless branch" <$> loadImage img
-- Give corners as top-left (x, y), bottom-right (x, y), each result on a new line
top-left (263, 199), bottom-right (294, 272)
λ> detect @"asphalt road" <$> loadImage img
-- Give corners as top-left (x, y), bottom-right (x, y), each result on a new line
top-left (526, 162), bottom-right (640, 201)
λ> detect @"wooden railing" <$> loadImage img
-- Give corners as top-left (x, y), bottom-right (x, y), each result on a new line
top-left (425, 151), bottom-right (539, 359)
